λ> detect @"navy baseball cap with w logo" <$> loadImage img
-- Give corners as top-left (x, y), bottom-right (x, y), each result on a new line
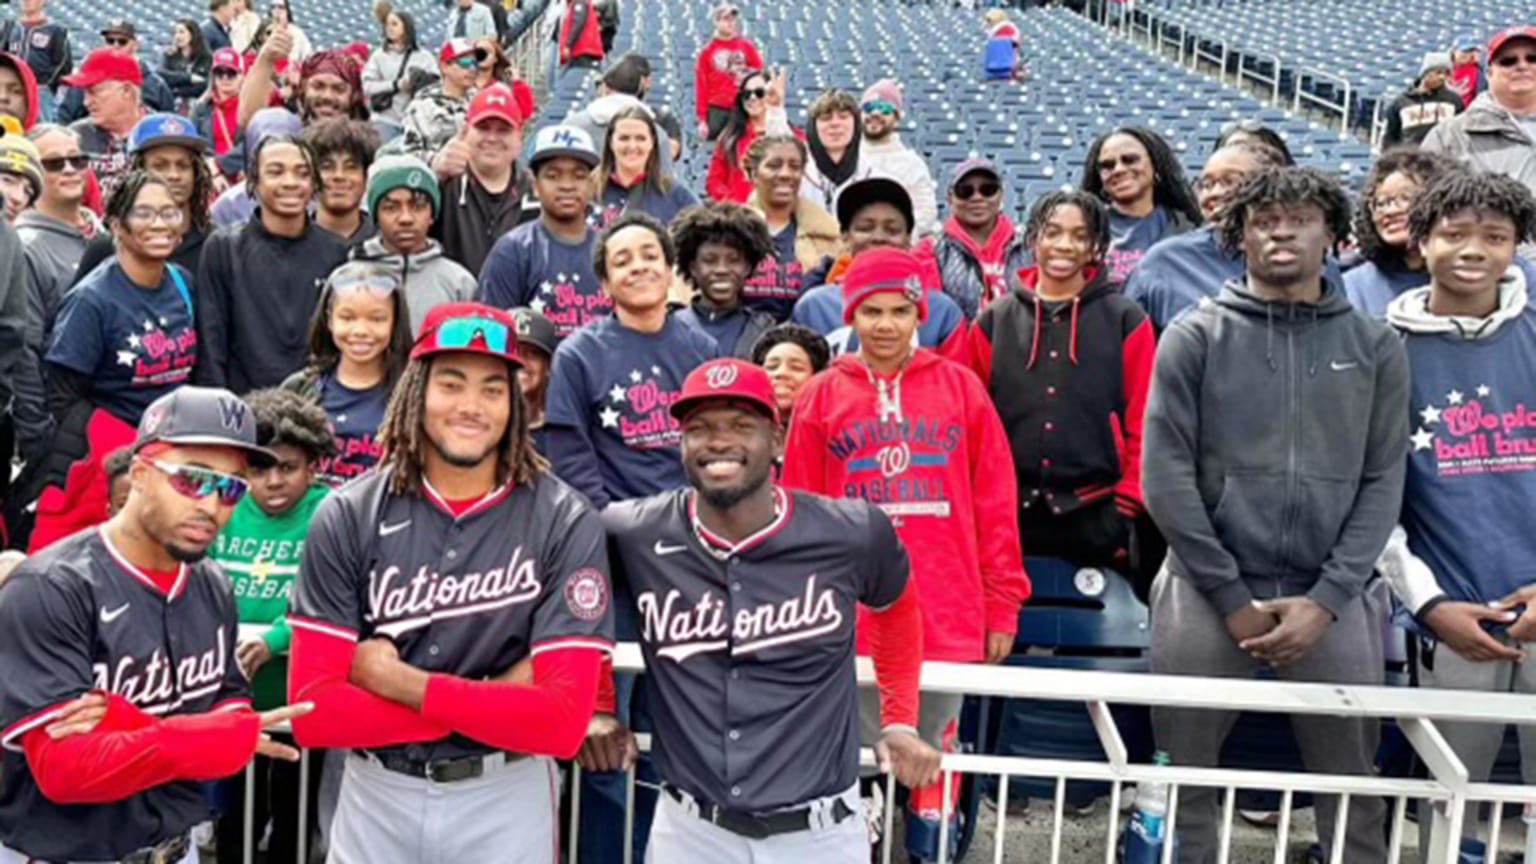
top-left (134, 386), bottom-right (277, 467)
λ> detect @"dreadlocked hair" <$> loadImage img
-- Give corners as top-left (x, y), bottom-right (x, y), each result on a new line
top-left (245, 388), bottom-right (337, 462)
top-left (132, 149), bottom-right (215, 234)
top-left (671, 202), bottom-right (776, 276)
top-left (1217, 167), bottom-right (1353, 256)
top-left (1080, 126), bottom-right (1203, 226)
top-left (1354, 148), bottom-right (1457, 267)
top-left (104, 170), bottom-right (173, 230)
top-left (376, 357), bottom-right (546, 497)
top-left (1407, 168), bottom-right (1536, 248)
top-left (1023, 190), bottom-right (1112, 261)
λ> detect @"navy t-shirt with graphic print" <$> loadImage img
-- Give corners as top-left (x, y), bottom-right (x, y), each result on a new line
top-left (742, 221), bottom-right (804, 322)
top-left (476, 221), bottom-right (610, 338)
top-left (313, 374), bottom-right (389, 487)
top-left (45, 261), bottom-right (197, 425)
top-left (1105, 206), bottom-right (1171, 286)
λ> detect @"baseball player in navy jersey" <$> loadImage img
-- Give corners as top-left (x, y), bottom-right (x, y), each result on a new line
top-left (585, 358), bottom-right (942, 863)
top-left (0, 386), bottom-right (312, 864)
top-left (287, 301), bottom-right (615, 863)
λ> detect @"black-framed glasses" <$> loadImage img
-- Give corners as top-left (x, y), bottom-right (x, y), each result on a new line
top-left (128, 206), bottom-right (186, 226)
top-left (954, 181), bottom-right (1001, 200)
top-left (142, 458), bottom-right (249, 507)
top-left (41, 155), bottom-right (90, 173)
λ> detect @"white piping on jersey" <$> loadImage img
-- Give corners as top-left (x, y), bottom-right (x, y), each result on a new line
top-left (289, 616), bottom-right (360, 643)
top-left (421, 478), bottom-right (513, 521)
top-left (529, 636), bottom-right (615, 657)
top-left (687, 486), bottom-right (792, 560)
top-left (1, 704), bottom-right (69, 752)
top-left (99, 527), bottom-right (188, 602)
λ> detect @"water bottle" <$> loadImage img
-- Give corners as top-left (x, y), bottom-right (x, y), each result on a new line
top-left (1121, 751), bottom-right (1174, 864)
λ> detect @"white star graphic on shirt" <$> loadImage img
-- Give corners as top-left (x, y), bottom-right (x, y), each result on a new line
top-left (158, 316), bottom-right (168, 327)
top-left (126, 333), bottom-right (141, 349)
top-left (116, 350), bottom-right (136, 367)
top-left (529, 297), bottom-right (547, 314)
top-left (142, 319), bottom-right (155, 332)
top-left (629, 369), bottom-right (642, 383)
top-left (556, 272), bottom-right (568, 284)
top-left (572, 273), bottom-right (581, 283)
top-left (1446, 389), bottom-right (1464, 405)
top-left (609, 384), bottom-right (627, 403)
top-left (650, 365), bottom-right (661, 376)
top-left (1411, 427), bottom-right (1435, 452)
top-left (599, 407), bottom-right (620, 428)
top-left (1419, 404), bottom-right (1441, 425)
top-left (539, 280), bottom-right (554, 295)
top-left (1476, 384), bottom-right (1491, 398)
top-left (336, 414), bottom-right (348, 425)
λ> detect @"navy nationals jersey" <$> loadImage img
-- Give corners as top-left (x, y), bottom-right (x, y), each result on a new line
top-left (289, 469), bottom-right (615, 762)
top-left (0, 529), bottom-right (250, 861)
top-left (603, 487), bottom-right (909, 812)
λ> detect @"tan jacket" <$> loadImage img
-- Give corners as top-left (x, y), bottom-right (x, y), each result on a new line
top-left (744, 192), bottom-right (842, 272)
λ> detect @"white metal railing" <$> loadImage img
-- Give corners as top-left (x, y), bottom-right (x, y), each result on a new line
top-left (235, 636), bottom-right (1536, 864)
top-left (1293, 66), bottom-right (1354, 136)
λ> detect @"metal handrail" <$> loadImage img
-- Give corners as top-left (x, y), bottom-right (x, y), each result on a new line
top-left (1293, 64), bottom-right (1354, 135)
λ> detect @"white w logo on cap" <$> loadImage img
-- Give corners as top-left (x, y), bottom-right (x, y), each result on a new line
top-left (705, 364), bottom-right (739, 389)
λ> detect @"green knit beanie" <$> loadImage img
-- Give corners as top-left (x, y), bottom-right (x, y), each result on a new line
top-left (367, 154), bottom-right (441, 218)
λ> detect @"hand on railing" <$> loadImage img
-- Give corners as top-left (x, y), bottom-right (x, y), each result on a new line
top-left (576, 712), bottom-right (637, 773)
top-left (875, 729), bottom-right (942, 790)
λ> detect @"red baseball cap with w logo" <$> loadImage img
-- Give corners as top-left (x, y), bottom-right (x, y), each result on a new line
top-left (468, 83), bottom-right (524, 128)
top-left (670, 359), bottom-right (780, 425)
top-left (411, 302), bottom-right (523, 367)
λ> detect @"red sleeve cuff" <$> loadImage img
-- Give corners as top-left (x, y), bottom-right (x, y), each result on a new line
top-left (985, 596), bottom-right (1021, 637)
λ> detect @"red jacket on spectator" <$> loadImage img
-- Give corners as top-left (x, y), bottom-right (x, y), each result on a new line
top-left (559, 1), bottom-right (605, 66)
top-left (694, 37), bottom-right (763, 122)
top-left (782, 349), bottom-right (1029, 663)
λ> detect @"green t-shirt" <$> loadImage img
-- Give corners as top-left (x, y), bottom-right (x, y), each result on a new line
top-left (211, 484), bottom-right (330, 709)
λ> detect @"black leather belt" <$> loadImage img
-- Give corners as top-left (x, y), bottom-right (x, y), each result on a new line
top-left (119, 834), bottom-right (190, 864)
top-left (663, 785), bottom-right (856, 840)
top-left (365, 749), bottom-right (522, 783)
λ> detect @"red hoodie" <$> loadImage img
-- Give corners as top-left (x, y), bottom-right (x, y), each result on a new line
top-left (694, 37), bottom-right (763, 122)
top-left (782, 350), bottom-right (1030, 662)
top-left (559, 1), bottom-right (605, 66)
top-left (0, 52), bottom-right (40, 129)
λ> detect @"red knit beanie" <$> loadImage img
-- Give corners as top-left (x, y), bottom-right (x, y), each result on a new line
top-left (841, 247), bottom-right (929, 325)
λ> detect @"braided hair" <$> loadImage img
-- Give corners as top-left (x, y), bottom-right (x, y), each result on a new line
top-left (375, 356), bottom-right (547, 496)
top-left (1081, 126), bottom-right (1203, 226)
top-left (1023, 189), bottom-right (1113, 262)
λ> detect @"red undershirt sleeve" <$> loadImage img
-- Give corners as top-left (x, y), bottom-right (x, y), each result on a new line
top-left (595, 654), bottom-right (617, 715)
top-left (866, 584), bottom-right (922, 732)
top-left (23, 694), bottom-right (261, 805)
top-left (420, 647), bottom-right (602, 760)
top-left (288, 624), bottom-right (451, 749)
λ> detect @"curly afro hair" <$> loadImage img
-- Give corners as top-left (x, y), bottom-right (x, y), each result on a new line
top-left (1217, 167), bottom-right (1352, 257)
top-left (749, 323), bottom-right (831, 374)
top-left (671, 203), bottom-right (776, 280)
top-left (1407, 168), bottom-right (1536, 249)
top-left (244, 388), bottom-right (337, 462)
top-left (1080, 126), bottom-right (1203, 227)
top-left (1023, 190), bottom-right (1112, 262)
top-left (1354, 148), bottom-right (1458, 267)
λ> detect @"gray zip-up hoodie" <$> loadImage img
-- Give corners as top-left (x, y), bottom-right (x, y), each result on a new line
top-left (1143, 278), bottom-right (1410, 617)
top-left (352, 236), bottom-right (476, 336)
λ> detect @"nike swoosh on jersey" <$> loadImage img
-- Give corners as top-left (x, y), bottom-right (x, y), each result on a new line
top-left (1329, 361), bottom-right (1359, 371)
top-left (379, 519), bottom-right (412, 537)
top-left (653, 541), bottom-right (688, 556)
top-left (100, 603), bottom-right (131, 623)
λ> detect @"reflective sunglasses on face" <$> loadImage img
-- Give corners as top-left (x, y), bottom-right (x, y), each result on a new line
top-left (41, 154), bottom-right (90, 173)
top-left (143, 458), bottom-right (250, 507)
top-left (129, 206), bottom-right (186, 226)
top-left (453, 55), bottom-right (479, 70)
top-left (1494, 51), bottom-right (1536, 68)
top-left (434, 315), bottom-right (511, 354)
top-left (861, 100), bottom-right (897, 117)
top-left (1098, 153), bottom-right (1143, 171)
top-left (954, 181), bottom-right (1001, 200)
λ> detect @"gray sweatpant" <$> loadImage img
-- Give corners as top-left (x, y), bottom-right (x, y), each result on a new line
top-left (327, 751), bottom-right (558, 864)
top-left (1149, 572), bottom-right (1388, 864)
top-left (1415, 636), bottom-right (1536, 855)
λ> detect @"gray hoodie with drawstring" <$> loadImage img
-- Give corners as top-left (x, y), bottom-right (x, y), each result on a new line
top-left (1143, 278), bottom-right (1410, 618)
top-left (351, 236), bottom-right (476, 336)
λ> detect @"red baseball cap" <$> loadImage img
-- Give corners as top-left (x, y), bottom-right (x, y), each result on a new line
top-left (1489, 26), bottom-right (1536, 61)
top-left (411, 302), bottom-right (523, 367)
top-left (440, 38), bottom-right (479, 65)
top-left (468, 83), bottom-right (524, 128)
top-left (670, 359), bottom-right (781, 425)
top-left (62, 49), bottom-right (143, 89)
top-left (212, 48), bottom-right (243, 72)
